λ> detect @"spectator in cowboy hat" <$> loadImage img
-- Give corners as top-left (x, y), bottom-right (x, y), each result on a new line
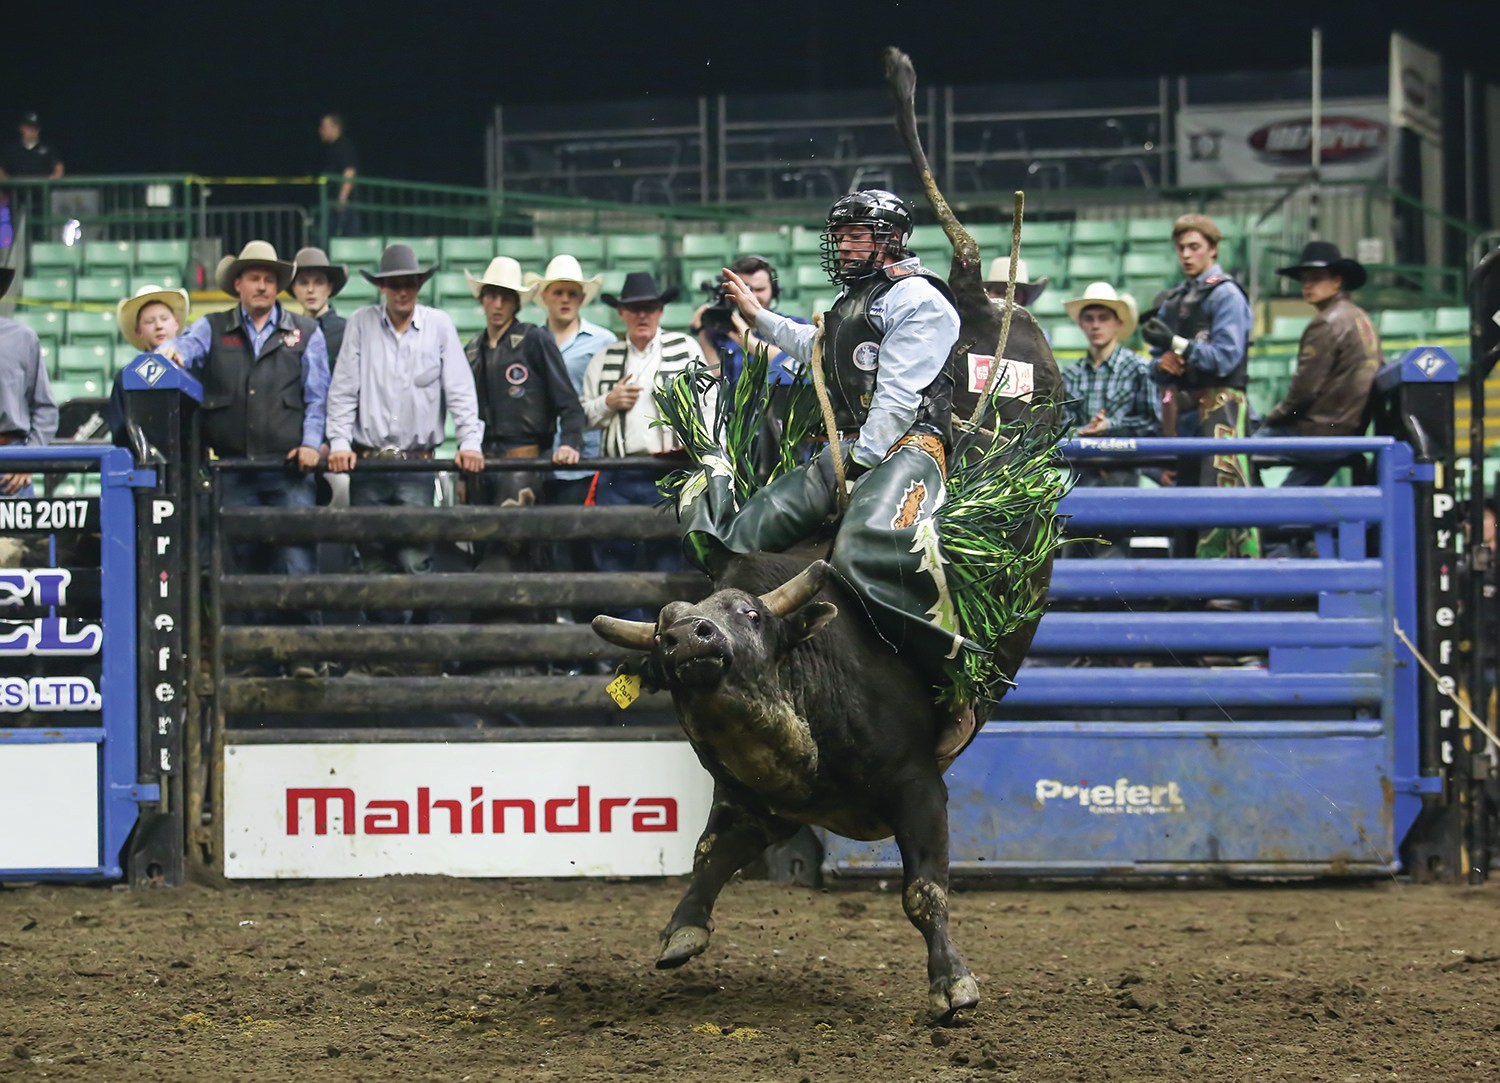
top-left (107, 285), bottom-right (189, 447)
top-left (1256, 241), bottom-right (1383, 486)
top-left (582, 270), bottom-right (711, 622)
top-left (982, 256), bottom-right (1048, 308)
top-left (326, 243), bottom-right (483, 615)
top-left (0, 262), bottom-right (58, 499)
top-left (289, 246), bottom-right (349, 366)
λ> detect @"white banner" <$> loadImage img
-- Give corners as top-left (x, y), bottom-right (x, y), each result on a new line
top-left (0, 744), bottom-right (99, 870)
top-left (1390, 33), bottom-right (1443, 145)
top-left (1177, 99), bottom-right (1390, 185)
top-left (224, 741), bottom-right (715, 879)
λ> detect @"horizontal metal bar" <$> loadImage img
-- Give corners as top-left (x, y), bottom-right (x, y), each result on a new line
top-left (1005, 668), bottom-right (1382, 707)
top-left (1058, 486), bottom-right (1383, 526)
top-left (210, 456), bottom-right (677, 474)
top-left (1061, 437), bottom-right (1395, 456)
top-left (222, 675), bottom-right (671, 714)
top-left (1031, 612), bottom-right (1382, 652)
top-left (220, 505), bottom-right (679, 543)
top-left (952, 106), bottom-right (1161, 122)
top-left (222, 623), bottom-right (611, 663)
top-left (0, 728), bottom-right (106, 743)
top-left (1049, 558), bottom-right (1381, 597)
top-left (226, 726), bottom-right (685, 744)
top-left (219, 572), bottom-right (708, 610)
top-left (979, 720), bottom-right (1386, 738)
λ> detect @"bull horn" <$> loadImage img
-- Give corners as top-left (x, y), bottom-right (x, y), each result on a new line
top-left (591, 614), bottom-right (657, 651)
top-left (759, 560), bottom-right (832, 617)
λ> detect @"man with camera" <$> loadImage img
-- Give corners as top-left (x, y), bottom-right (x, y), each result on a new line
top-left (688, 254), bottom-right (807, 387)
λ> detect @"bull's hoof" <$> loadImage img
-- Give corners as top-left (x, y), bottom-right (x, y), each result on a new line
top-left (929, 974), bottom-right (980, 1024)
top-left (656, 926), bottom-right (710, 969)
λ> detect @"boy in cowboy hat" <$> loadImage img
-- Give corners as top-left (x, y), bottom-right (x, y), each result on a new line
top-left (1256, 241), bottom-right (1382, 481)
top-left (0, 263), bottom-right (58, 499)
top-left (581, 270), bottom-right (710, 621)
top-left (289, 246), bottom-right (349, 365)
top-left (107, 285), bottom-right (189, 447)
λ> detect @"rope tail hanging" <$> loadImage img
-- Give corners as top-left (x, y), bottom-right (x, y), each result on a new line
top-left (966, 190), bottom-right (1025, 430)
top-left (807, 312), bottom-right (850, 512)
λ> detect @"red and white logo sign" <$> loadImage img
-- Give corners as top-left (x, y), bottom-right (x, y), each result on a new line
top-left (1247, 115), bottom-right (1387, 165)
top-left (225, 742), bottom-right (714, 879)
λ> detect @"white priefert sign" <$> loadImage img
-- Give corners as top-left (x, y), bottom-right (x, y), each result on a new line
top-left (0, 744), bottom-right (99, 870)
top-left (224, 742), bottom-right (715, 879)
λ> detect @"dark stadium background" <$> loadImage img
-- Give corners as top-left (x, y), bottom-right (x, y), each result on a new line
top-left (2, 0), bottom-right (1497, 186)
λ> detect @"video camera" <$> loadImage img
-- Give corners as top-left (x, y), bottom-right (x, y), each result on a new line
top-left (699, 276), bottom-right (739, 335)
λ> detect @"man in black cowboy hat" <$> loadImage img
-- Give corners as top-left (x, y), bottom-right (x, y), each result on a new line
top-left (1255, 240), bottom-right (1383, 486)
top-left (0, 263), bottom-right (58, 500)
top-left (581, 271), bottom-right (709, 621)
top-left (289, 246), bottom-right (349, 365)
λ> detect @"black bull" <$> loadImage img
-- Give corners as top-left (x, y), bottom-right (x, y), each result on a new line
top-left (593, 314), bottom-right (1057, 1021)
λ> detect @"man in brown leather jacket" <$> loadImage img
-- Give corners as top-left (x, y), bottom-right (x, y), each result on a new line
top-left (1257, 241), bottom-right (1383, 486)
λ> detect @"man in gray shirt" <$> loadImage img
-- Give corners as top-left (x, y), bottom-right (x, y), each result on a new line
top-left (325, 244), bottom-right (484, 593)
top-left (0, 265), bottom-right (59, 500)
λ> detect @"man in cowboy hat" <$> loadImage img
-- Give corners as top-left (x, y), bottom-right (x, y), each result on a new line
top-left (0, 263), bottom-right (58, 499)
top-left (158, 241), bottom-right (331, 616)
top-left (1061, 281), bottom-right (1159, 556)
top-left (289, 246), bottom-right (349, 365)
top-left (1138, 212), bottom-right (1258, 560)
top-left (107, 284), bottom-right (189, 447)
top-left (462, 256), bottom-right (586, 566)
top-left (527, 253), bottom-right (616, 512)
top-left (581, 270), bottom-right (709, 620)
top-left (982, 256), bottom-right (1048, 308)
top-left (1256, 242), bottom-right (1382, 467)
top-left (326, 243), bottom-right (484, 593)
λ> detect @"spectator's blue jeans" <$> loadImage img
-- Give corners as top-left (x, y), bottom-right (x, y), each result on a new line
top-left (219, 470), bottom-right (316, 578)
top-left (350, 470), bottom-right (435, 624)
top-left (592, 467), bottom-right (682, 623)
top-left (1253, 422), bottom-right (1347, 488)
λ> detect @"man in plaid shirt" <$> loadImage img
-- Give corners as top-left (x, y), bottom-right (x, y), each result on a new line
top-left (1061, 281), bottom-right (1160, 556)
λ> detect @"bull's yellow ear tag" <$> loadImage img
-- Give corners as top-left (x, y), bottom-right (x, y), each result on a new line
top-left (606, 672), bottom-right (642, 709)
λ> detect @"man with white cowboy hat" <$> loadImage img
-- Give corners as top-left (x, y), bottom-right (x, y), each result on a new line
top-left (157, 240), bottom-right (330, 606)
top-left (288, 246), bottom-right (349, 366)
top-left (527, 253), bottom-right (617, 511)
top-left (107, 284), bottom-right (189, 448)
top-left (326, 243), bottom-right (484, 596)
top-left (462, 255), bottom-right (585, 531)
top-left (0, 262), bottom-right (58, 500)
top-left (981, 256), bottom-right (1048, 308)
top-left (1060, 281), bottom-right (1159, 557)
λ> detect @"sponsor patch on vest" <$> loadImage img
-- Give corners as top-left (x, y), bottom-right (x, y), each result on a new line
top-left (509, 333), bottom-right (525, 349)
top-left (281, 327), bottom-right (303, 349)
top-left (852, 341), bottom-right (880, 371)
top-left (508, 386), bottom-right (526, 398)
top-left (220, 335), bottom-right (245, 347)
top-left (505, 363), bottom-right (529, 385)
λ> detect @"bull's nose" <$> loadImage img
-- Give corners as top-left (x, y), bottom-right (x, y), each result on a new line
top-left (662, 619), bottom-right (720, 653)
top-left (692, 620), bottom-right (715, 640)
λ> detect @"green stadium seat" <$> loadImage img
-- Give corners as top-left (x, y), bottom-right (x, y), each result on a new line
top-left (790, 227), bottom-right (823, 258)
top-left (1065, 253), bottom-right (1121, 285)
top-left (37, 342), bottom-right (56, 377)
top-left (384, 237), bottom-right (439, 264)
top-left (58, 344), bottom-right (112, 381)
top-left (21, 276), bottom-right (73, 303)
top-left (1049, 322), bottom-right (1090, 358)
top-left (434, 272), bottom-right (473, 303)
top-left (807, 294), bottom-right (839, 319)
top-left (83, 241), bottom-right (134, 273)
top-left (75, 276), bottom-right (128, 305)
top-left (661, 302), bottom-right (697, 332)
top-left (130, 272), bottom-right (183, 293)
top-left (680, 232), bottom-right (735, 262)
top-left (965, 224), bottom-right (1008, 251)
top-left (1069, 220), bottom-right (1124, 255)
top-left (328, 237), bottom-right (385, 266)
top-left (598, 269), bottom-right (629, 296)
top-left (13, 308), bottom-right (65, 347)
top-left (517, 305), bottom-right (547, 328)
top-left (29, 242), bottom-right (80, 275)
top-left (495, 236), bottom-right (550, 264)
top-left (736, 230), bottom-right (790, 261)
top-left (681, 263), bottom-right (725, 294)
top-left (1121, 252), bottom-right (1177, 282)
top-left (450, 306), bottom-right (486, 336)
top-left (1022, 220), bottom-right (1071, 252)
top-left (339, 276), bottom-right (379, 306)
top-left (440, 236), bottom-right (497, 265)
top-left (794, 265), bottom-right (828, 293)
top-left (581, 304), bottom-right (616, 330)
top-left (1432, 307), bottom-right (1469, 337)
top-left (67, 308), bottom-right (121, 345)
top-left (112, 346), bottom-right (140, 373)
top-left (49, 379), bottom-right (95, 405)
top-left (1125, 218), bottom-right (1173, 247)
top-left (547, 235), bottom-right (604, 263)
top-left (1028, 292), bottom-right (1066, 321)
top-left (1265, 314), bottom-right (1312, 348)
top-left (1377, 309), bottom-right (1432, 340)
top-left (908, 225), bottom-right (945, 255)
top-left (135, 239), bottom-right (188, 278)
top-left (607, 234), bottom-right (663, 273)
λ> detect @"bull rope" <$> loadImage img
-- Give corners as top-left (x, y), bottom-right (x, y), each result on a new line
top-left (966, 190), bottom-right (1025, 430)
top-left (806, 312), bottom-right (850, 513)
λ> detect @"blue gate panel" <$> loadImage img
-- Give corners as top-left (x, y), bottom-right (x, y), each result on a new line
top-left (825, 721), bottom-right (1398, 875)
top-left (1049, 558), bottom-right (1382, 597)
top-left (1004, 668), bottom-right (1382, 708)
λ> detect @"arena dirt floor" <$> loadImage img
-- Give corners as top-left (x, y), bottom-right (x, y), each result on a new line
top-left (0, 874), bottom-right (1496, 1082)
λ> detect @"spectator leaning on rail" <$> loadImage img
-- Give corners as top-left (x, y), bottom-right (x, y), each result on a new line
top-left (318, 113), bottom-right (359, 238)
top-left (108, 284), bottom-right (188, 448)
top-left (1060, 281), bottom-right (1159, 558)
top-left (1139, 213), bottom-right (1259, 560)
top-left (289, 246), bottom-right (348, 366)
top-left (0, 111), bottom-right (64, 181)
top-left (581, 271), bottom-right (711, 622)
top-left (325, 243), bottom-right (484, 604)
top-left (0, 263), bottom-right (58, 502)
top-left (1255, 241), bottom-right (1383, 484)
top-left (157, 242), bottom-right (329, 601)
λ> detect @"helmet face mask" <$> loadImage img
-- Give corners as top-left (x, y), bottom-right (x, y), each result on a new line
top-left (819, 189), bottom-right (913, 285)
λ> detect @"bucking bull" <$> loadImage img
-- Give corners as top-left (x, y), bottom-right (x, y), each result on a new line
top-left (592, 48), bottom-right (1065, 1023)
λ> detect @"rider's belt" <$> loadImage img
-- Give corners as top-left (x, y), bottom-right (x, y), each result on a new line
top-left (353, 445), bottom-right (435, 460)
top-left (889, 431), bottom-right (948, 478)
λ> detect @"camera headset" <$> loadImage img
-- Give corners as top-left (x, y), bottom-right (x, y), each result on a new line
top-left (729, 254), bottom-right (781, 303)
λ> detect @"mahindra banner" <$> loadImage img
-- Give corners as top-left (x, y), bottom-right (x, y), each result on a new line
top-left (1177, 98), bottom-right (1389, 186)
top-left (224, 742), bottom-right (715, 879)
